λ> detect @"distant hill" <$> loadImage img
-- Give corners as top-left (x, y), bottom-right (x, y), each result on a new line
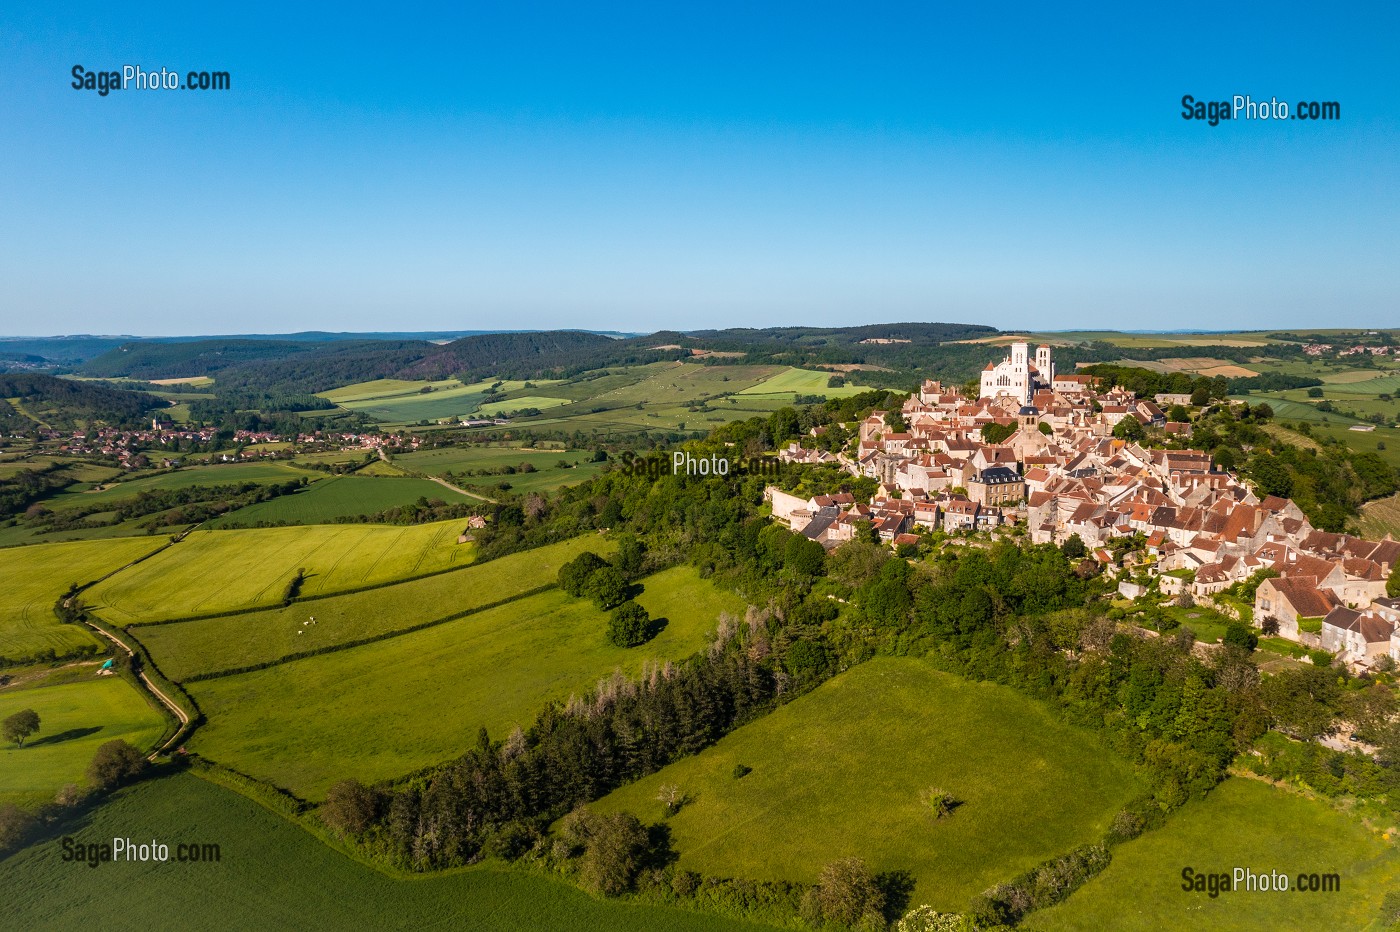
top-left (78, 339), bottom-right (323, 379)
top-left (0, 373), bottom-right (166, 430)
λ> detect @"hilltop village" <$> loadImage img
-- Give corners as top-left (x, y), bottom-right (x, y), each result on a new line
top-left (774, 342), bottom-right (1400, 671)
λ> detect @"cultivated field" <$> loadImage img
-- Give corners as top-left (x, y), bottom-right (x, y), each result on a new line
top-left (0, 773), bottom-right (769, 931)
top-left (185, 565), bottom-right (744, 799)
top-left (137, 536), bottom-right (615, 680)
top-left (207, 475), bottom-right (474, 526)
top-left (592, 657), bottom-right (1144, 910)
top-left (1026, 778), bottom-right (1400, 931)
top-left (86, 521), bottom-right (474, 623)
top-left (0, 676), bottom-right (167, 806)
top-left (1360, 491), bottom-right (1400, 540)
top-left (321, 378), bottom-right (547, 423)
top-left (736, 367), bottom-right (870, 398)
top-left (393, 445), bottom-right (606, 495)
top-left (0, 536), bottom-right (166, 661)
top-left (40, 461), bottom-right (320, 513)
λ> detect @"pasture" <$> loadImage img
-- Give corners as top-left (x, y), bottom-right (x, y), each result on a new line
top-left (592, 657), bottom-right (1144, 911)
top-left (86, 520), bottom-right (475, 623)
top-left (0, 772), bottom-right (770, 932)
top-left (321, 378), bottom-right (548, 424)
top-left (185, 565), bottom-right (743, 799)
top-left (208, 475), bottom-right (474, 526)
top-left (41, 461), bottom-right (320, 513)
top-left (1025, 778), bottom-right (1400, 931)
top-left (137, 536), bottom-right (615, 680)
top-left (736, 366), bottom-right (870, 398)
top-left (0, 676), bottom-right (167, 806)
top-left (0, 536), bottom-right (166, 661)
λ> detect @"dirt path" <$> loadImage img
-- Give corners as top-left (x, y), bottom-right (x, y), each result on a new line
top-left (83, 621), bottom-right (191, 759)
top-left (426, 474), bottom-right (497, 504)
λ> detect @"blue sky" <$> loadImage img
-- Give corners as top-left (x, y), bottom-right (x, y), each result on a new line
top-left (2, 2), bottom-right (1396, 336)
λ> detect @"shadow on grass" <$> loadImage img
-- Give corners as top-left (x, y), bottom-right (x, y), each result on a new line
top-left (24, 726), bottom-right (103, 748)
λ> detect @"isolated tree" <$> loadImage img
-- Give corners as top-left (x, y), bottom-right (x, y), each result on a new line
top-left (321, 779), bottom-right (380, 836)
top-left (587, 566), bottom-right (629, 610)
top-left (923, 786), bottom-right (957, 819)
top-left (656, 783), bottom-right (684, 815)
top-left (607, 601), bottom-right (651, 648)
top-left (2, 709), bottom-right (39, 747)
top-left (86, 739), bottom-right (146, 789)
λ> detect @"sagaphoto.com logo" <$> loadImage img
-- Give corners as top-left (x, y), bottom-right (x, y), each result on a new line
top-left (71, 64), bottom-right (231, 97)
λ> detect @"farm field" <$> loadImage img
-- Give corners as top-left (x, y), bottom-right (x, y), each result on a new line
top-left (1026, 778), bottom-right (1400, 931)
top-left (137, 535), bottom-right (616, 680)
top-left (592, 657), bottom-right (1144, 911)
top-left (0, 676), bottom-right (167, 806)
top-left (474, 394), bottom-right (572, 416)
top-left (185, 565), bottom-right (744, 799)
top-left (0, 536), bottom-right (166, 661)
top-left (321, 378), bottom-right (549, 423)
top-left (736, 366), bottom-right (870, 398)
top-left (392, 444), bottom-right (607, 493)
top-left (86, 520), bottom-right (474, 623)
top-left (41, 461), bottom-right (320, 513)
top-left (0, 772), bottom-right (770, 932)
top-left (1360, 491), bottom-right (1400, 540)
top-left (207, 475), bottom-right (474, 526)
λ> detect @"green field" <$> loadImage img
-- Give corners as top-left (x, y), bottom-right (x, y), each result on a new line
top-left (86, 521), bottom-right (475, 623)
top-left (185, 565), bottom-right (744, 799)
top-left (137, 536), bottom-right (616, 680)
top-left (321, 378), bottom-right (547, 423)
top-left (1026, 778), bottom-right (1400, 931)
top-left (0, 677), bottom-right (167, 806)
top-left (393, 445), bottom-right (607, 494)
top-left (735, 366), bottom-right (870, 398)
top-left (592, 657), bottom-right (1144, 910)
top-left (475, 394), bottom-right (572, 416)
top-left (0, 537), bottom-right (166, 661)
top-left (1360, 492), bottom-right (1400, 540)
top-left (207, 475), bottom-right (474, 526)
top-left (40, 461), bottom-right (320, 513)
top-left (0, 772), bottom-right (769, 931)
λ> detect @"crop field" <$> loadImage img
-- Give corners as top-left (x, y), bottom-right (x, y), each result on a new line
top-left (0, 677), bottom-right (167, 806)
top-left (592, 657), bottom-right (1144, 910)
top-left (86, 521), bottom-right (474, 623)
top-left (736, 366), bottom-right (871, 398)
top-left (321, 378), bottom-right (549, 423)
top-left (1030, 331), bottom-right (1278, 348)
top-left (1360, 492), bottom-right (1400, 540)
top-left (1026, 778), bottom-right (1400, 931)
top-left (137, 536), bottom-right (616, 680)
top-left (185, 565), bottom-right (744, 798)
top-left (474, 394), bottom-right (572, 416)
top-left (0, 773), bottom-right (769, 932)
top-left (207, 475), bottom-right (474, 526)
top-left (0, 537), bottom-right (166, 661)
top-left (394, 444), bottom-right (587, 476)
top-left (41, 461), bottom-right (320, 513)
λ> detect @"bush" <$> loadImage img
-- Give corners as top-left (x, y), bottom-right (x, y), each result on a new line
top-left (86, 739), bottom-right (146, 790)
top-left (731, 763), bottom-right (752, 780)
top-left (1309, 649), bottom-right (1334, 668)
top-left (1223, 622), bottom-right (1258, 652)
top-left (607, 601), bottom-right (652, 647)
top-left (0, 803), bottom-right (37, 854)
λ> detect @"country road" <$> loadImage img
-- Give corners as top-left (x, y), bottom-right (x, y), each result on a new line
top-left (83, 621), bottom-right (191, 759)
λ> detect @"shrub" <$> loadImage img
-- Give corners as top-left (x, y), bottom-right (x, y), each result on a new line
top-left (0, 803), bottom-right (37, 854)
top-left (922, 787), bottom-right (957, 820)
top-left (731, 763), bottom-right (752, 780)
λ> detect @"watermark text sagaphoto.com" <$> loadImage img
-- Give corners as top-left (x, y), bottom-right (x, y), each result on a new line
top-left (1180, 866), bottom-right (1341, 897)
top-left (71, 65), bottom-right (231, 96)
top-left (1180, 94), bottom-right (1340, 125)
top-left (61, 836), bottom-right (222, 868)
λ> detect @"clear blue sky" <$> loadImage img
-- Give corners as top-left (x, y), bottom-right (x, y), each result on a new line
top-left (2, 2), bottom-right (1396, 336)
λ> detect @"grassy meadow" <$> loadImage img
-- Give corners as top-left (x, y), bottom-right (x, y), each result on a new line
top-left (185, 566), bottom-right (744, 799)
top-left (39, 461), bottom-right (320, 513)
top-left (207, 475), bottom-right (474, 526)
top-left (0, 772), bottom-right (771, 932)
top-left (592, 657), bottom-right (1144, 911)
top-left (0, 676), bottom-right (167, 806)
top-left (0, 536), bottom-right (166, 661)
top-left (1026, 778), bottom-right (1400, 931)
top-left (320, 378), bottom-right (548, 423)
top-left (136, 535), bottom-right (616, 680)
top-left (86, 520), bottom-right (475, 623)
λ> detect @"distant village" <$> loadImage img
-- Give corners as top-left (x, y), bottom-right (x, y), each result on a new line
top-left (34, 423), bottom-right (418, 469)
top-left (772, 342), bottom-right (1400, 673)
